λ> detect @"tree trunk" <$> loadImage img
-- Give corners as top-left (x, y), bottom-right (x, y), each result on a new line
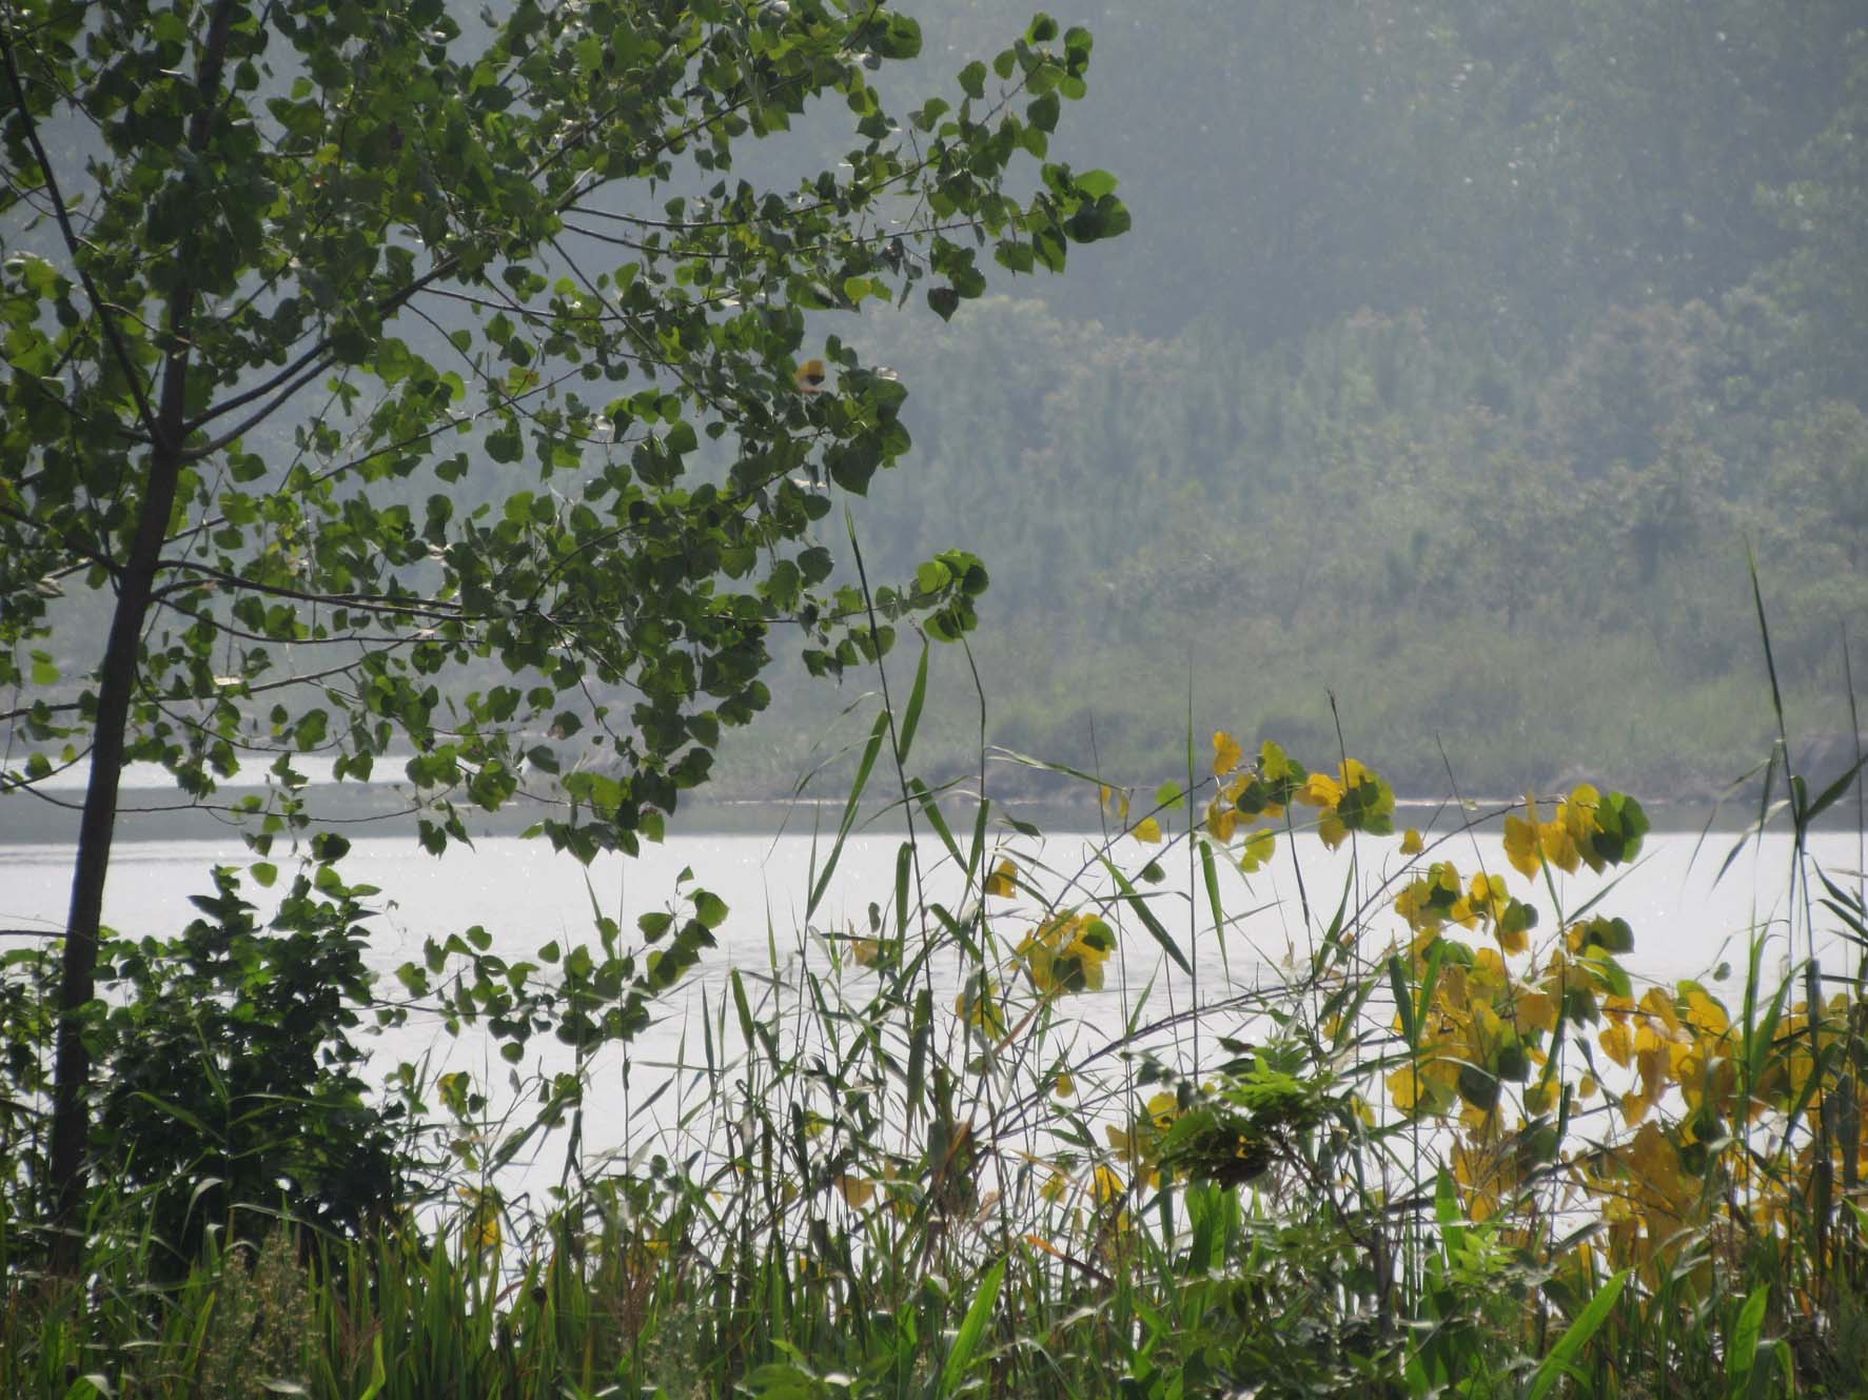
top-left (44, 432), bottom-right (186, 1271)
top-left (44, 0), bottom-right (236, 1274)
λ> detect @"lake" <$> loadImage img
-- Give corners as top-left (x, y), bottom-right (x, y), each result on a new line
top-left (3, 821), bottom-right (1863, 1201)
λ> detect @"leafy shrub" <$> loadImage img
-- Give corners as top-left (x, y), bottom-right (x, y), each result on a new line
top-left (92, 856), bottom-right (405, 1268)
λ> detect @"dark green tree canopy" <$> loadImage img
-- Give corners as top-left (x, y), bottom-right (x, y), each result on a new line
top-left (0, 0), bottom-right (1123, 1255)
top-left (1, 0), bottom-right (1122, 840)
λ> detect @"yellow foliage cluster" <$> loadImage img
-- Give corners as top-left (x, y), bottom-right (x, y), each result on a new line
top-left (1379, 782), bottom-right (1868, 1291)
top-left (1105, 1090), bottom-right (1180, 1189)
top-left (1394, 862), bottom-right (1538, 954)
top-left (1016, 911), bottom-right (1117, 996)
top-left (1202, 734), bottom-right (1395, 856)
top-left (1501, 784), bottom-right (1642, 878)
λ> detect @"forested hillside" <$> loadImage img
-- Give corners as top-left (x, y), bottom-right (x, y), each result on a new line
top-left (723, 0), bottom-right (1868, 801)
top-left (13, 0), bottom-right (1862, 804)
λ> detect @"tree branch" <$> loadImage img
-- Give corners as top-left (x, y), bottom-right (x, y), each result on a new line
top-left (151, 558), bottom-right (466, 622)
top-left (179, 352), bottom-right (338, 463)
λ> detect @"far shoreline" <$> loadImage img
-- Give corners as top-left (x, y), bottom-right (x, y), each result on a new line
top-left (2, 776), bottom-right (1860, 846)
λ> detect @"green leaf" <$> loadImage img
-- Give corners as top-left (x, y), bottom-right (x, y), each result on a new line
top-left (357, 1333), bottom-right (387, 1400)
top-left (939, 1255), bottom-right (1006, 1395)
top-left (1527, 1269), bottom-right (1629, 1400)
top-left (872, 13), bottom-right (922, 60)
top-left (897, 642), bottom-right (930, 765)
top-left (693, 890), bottom-right (728, 930)
top-left (1725, 1283), bottom-right (1770, 1390)
top-left (310, 832), bottom-right (349, 864)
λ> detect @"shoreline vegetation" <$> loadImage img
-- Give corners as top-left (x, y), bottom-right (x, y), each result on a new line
top-left (4, 711), bottom-right (1867, 1396)
top-left (5, 768), bottom-right (1865, 845)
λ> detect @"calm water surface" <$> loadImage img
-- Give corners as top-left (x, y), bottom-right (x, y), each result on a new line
top-left (3, 826), bottom-right (1862, 1194)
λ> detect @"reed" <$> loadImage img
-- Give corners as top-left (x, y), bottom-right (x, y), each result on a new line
top-left (0, 573), bottom-right (1863, 1398)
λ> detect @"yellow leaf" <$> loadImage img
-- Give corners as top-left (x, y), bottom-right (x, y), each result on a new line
top-left (1213, 730), bottom-right (1243, 777)
top-left (1559, 784), bottom-right (1601, 840)
top-left (1400, 827), bottom-right (1424, 856)
top-left (984, 857), bottom-right (1018, 899)
top-left (1503, 812), bottom-right (1542, 877)
top-left (1239, 827), bottom-right (1276, 873)
top-left (457, 1185), bottom-right (502, 1251)
top-left (1053, 1073), bottom-right (1075, 1099)
top-left (795, 357), bottom-right (827, 393)
top-left (1640, 987), bottom-right (1681, 1033)
top-left (1091, 1164), bottom-right (1126, 1206)
top-left (1146, 1091), bottom-right (1180, 1131)
top-left (1298, 772), bottom-right (1343, 808)
top-left (1471, 947), bottom-right (1507, 984)
top-left (1629, 1125), bottom-right (1674, 1186)
top-left (836, 1175), bottom-right (876, 1209)
top-left (1134, 816), bottom-right (1163, 845)
top-left (1599, 1022), bottom-right (1634, 1068)
top-left (1540, 819), bottom-right (1581, 874)
top-left (1017, 935), bottom-right (1059, 997)
top-left (1388, 1066), bottom-right (1425, 1113)
top-left (1318, 812), bottom-right (1349, 850)
top-left (1684, 987), bottom-right (1730, 1037)
top-left (954, 977), bottom-right (1006, 1035)
top-left (1206, 798), bottom-right (1239, 843)
top-left (1515, 990), bottom-right (1558, 1034)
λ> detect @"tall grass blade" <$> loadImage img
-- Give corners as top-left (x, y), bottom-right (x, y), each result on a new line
top-left (807, 709), bottom-right (889, 921)
top-left (897, 642), bottom-right (930, 766)
top-left (1724, 1283), bottom-right (1769, 1393)
top-left (1102, 858), bottom-right (1195, 976)
top-left (1526, 1268), bottom-right (1628, 1400)
top-left (939, 1255), bottom-right (1006, 1396)
top-left (1804, 754), bottom-right (1868, 826)
top-left (1199, 841), bottom-right (1231, 977)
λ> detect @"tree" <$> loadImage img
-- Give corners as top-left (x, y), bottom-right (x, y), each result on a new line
top-left (0, 0), bottom-right (1124, 1265)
